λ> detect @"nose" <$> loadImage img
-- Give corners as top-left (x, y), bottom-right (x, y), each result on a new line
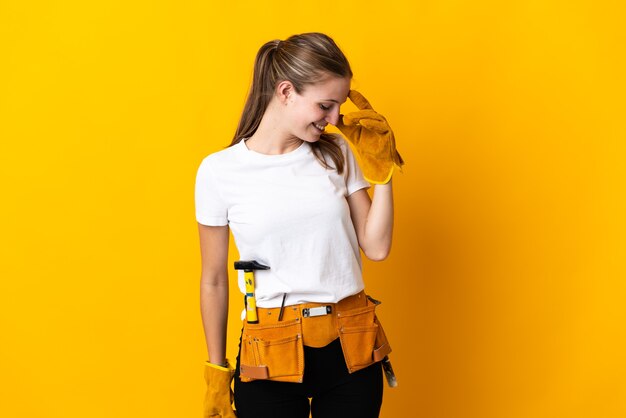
top-left (326, 108), bottom-right (340, 126)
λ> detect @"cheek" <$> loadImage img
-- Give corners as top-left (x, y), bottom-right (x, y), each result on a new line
top-left (297, 110), bottom-right (320, 125)
top-left (309, 107), bottom-right (326, 121)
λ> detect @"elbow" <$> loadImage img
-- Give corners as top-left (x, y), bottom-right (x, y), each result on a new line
top-left (200, 270), bottom-right (229, 288)
top-left (364, 245), bottom-right (391, 262)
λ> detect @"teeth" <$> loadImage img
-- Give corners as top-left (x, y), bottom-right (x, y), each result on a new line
top-left (313, 123), bottom-right (325, 131)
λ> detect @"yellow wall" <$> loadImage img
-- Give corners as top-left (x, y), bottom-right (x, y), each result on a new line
top-left (1, 1), bottom-right (625, 417)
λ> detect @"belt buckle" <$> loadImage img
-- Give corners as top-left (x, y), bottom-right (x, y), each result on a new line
top-left (302, 305), bottom-right (332, 318)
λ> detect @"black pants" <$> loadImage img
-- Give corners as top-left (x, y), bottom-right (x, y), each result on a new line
top-left (233, 333), bottom-right (384, 418)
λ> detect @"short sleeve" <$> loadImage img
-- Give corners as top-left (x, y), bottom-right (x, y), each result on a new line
top-left (194, 157), bottom-right (228, 226)
top-left (342, 138), bottom-right (371, 196)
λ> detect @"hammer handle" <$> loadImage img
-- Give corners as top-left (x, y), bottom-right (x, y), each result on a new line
top-left (244, 271), bottom-right (259, 324)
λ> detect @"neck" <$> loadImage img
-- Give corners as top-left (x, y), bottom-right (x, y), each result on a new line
top-left (245, 104), bottom-right (303, 155)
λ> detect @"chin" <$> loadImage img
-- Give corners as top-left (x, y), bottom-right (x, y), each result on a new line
top-left (299, 133), bottom-right (319, 143)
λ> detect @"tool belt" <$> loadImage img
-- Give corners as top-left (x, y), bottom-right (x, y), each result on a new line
top-left (239, 290), bottom-right (392, 383)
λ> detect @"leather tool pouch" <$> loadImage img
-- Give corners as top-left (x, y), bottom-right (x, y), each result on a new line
top-left (239, 318), bottom-right (305, 383)
top-left (337, 295), bottom-right (392, 373)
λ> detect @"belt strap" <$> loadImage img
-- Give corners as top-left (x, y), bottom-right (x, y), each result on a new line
top-left (253, 290), bottom-right (367, 323)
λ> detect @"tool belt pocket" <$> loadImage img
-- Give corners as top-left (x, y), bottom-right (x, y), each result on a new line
top-left (337, 295), bottom-right (392, 373)
top-left (239, 318), bottom-right (304, 383)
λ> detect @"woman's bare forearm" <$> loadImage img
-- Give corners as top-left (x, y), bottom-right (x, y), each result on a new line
top-left (200, 275), bottom-right (229, 365)
top-left (363, 180), bottom-right (394, 260)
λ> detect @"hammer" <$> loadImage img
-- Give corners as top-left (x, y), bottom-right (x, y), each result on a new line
top-left (234, 260), bottom-right (270, 324)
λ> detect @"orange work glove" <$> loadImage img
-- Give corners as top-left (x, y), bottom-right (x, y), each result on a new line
top-left (336, 89), bottom-right (404, 184)
top-left (203, 360), bottom-right (237, 418)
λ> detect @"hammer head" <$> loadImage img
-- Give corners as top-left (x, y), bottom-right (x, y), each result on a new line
top-left (234, 260), bottom-right (270, 272)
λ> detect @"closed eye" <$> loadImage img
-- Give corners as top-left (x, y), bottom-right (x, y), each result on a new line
top-left (319, 104), bottom-right (331, 111)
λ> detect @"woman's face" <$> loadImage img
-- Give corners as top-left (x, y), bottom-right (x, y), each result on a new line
top-left (284, 75), bottom-right (351, 143)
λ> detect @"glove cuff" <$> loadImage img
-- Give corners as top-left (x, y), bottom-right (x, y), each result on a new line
top-left (205, 359), bottom-right (233, 372)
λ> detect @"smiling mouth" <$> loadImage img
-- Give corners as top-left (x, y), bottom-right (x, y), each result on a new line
top-left (312, 122), bottom-right (326, 132)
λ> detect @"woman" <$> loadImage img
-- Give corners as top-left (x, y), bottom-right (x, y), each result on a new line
top-left (195, 32), bottom-right (403, 418)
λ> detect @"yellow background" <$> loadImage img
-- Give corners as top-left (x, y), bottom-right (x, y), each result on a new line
top-left (1, 1), bottom-right (625, 417)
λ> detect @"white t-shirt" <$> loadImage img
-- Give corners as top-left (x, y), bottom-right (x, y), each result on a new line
top-left (194, 135), bottom-right (371, 311)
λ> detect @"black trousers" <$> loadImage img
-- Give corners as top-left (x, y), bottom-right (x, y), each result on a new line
top-left (233, 333), bottom-right (384, 418)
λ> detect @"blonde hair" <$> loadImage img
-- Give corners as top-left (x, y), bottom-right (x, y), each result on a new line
top-left (229, 32), bottom-right (353, 174)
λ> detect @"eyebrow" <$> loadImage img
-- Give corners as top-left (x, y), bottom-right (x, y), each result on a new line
top-left (322, 99), bottom-right (346, 104)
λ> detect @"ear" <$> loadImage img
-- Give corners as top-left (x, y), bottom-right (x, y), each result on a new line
top-left (276, 80), bottom-right (294, 104)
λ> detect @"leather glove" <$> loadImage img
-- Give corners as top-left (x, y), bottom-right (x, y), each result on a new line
top-left (336, 89), bottom-right (404, 184)
top-left (203, 360), bottom-right (237, 418)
